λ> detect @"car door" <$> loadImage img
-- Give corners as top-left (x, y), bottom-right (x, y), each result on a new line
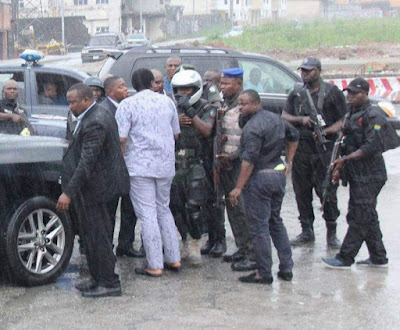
top-left (30, 70), bottom-right (83, 138)
top-left (235, 57), bottom-right (301, 114)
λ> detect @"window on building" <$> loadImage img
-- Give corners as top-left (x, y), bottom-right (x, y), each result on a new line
top-left (96, 0), bottom-right (109, 4)
top-left (224, 0), bottom-right (228, 4)
top-left (160, 0), bottom-right (164, 4)
top-left (236, 0), bottom-right (239, 4)
top-left (18, 0), bottom-right (24, 9)
top-left (95, 26), bottom-right (110, 34)
top-left (74, 0), bottom-right (88, 5)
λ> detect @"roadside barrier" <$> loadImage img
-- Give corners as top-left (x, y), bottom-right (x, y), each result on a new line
top-left (329, 77), bottom-right (400, 103)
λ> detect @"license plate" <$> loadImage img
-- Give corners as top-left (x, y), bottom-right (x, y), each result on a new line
top-left (93, 56), bottom-right (99, 60)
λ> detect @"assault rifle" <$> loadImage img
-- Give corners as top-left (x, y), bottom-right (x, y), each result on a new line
top-left (213, 108), bottom-right (227, 207)
top-left (295, 82), bottom-right (328, 152)
top-left (321, 136), bottom-right (343, 208)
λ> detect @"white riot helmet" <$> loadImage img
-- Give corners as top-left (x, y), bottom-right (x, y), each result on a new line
top-left (171, 69), bottom-right (203, 105)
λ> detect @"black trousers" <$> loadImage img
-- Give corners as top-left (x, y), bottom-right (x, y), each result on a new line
top-left (243, 170), bottom-right (293, 278)
top-left (107, 195), bottom-right (138, 249)
top-left (73, 198), bottom-right (119, 287)
top-left (337, 180), bottom-right (388, 265)
top-left (216, 158), bottom-right (253, 256)
top-left (292, 151), bottom-right (340, 229)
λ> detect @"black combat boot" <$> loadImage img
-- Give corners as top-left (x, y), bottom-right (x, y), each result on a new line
top-left (209, 239), bottom-right (227, 258)
top-left (290, 227), bottom-right (315, 246)
top-left (326, 222), bottom-right (341, 248)
top-left (201, 240), bottom-right (215, 255)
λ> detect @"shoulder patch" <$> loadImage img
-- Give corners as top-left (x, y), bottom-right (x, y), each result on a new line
top-left (209, 108), bottom-right (216, 118)
top-left (374, 124), bottom-right (381, 131)
top-left (209, 86), bottom-right (216, 93)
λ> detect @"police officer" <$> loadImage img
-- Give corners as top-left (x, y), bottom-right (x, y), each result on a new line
top-left (0, 79), bottom-right (33, 135)
top-left (322, 78), bottom-right (389, 268)
top-left (84, 76), bottom-right (106, 103)
top-left (206, 68), bottom-right (255, 269)
top-left (282, 57), bottom-right (347, 247)
top-left (170, 69), bottom-right (222, 266)
top-left (229, 89), bottom-right (299, 284)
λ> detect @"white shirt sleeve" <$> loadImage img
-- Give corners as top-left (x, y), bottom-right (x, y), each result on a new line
top-left (115, 100), bottom-right (133, 138)
top-left (170, 100), bottom-right (180, 135)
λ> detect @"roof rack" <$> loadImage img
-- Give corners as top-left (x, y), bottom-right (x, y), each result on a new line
top-left (144, 47), bottom-right (239, 55)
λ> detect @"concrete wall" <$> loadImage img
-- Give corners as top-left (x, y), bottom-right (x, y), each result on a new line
top-left (286, 0), bottom-right (321, 19)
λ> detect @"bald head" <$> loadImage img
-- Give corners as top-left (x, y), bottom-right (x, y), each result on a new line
top-left (151, 69), bottom-right (164, 94)
top-left (2, 79), bottom-right (19, 102)
top-left (204, 70), bottom-right (221, 86)
top-left (165, 56), bottom-right (182, 80)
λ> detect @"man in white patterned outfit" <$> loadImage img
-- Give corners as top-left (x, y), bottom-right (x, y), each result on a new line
top-left (116, 68), bottom-right (181, 277)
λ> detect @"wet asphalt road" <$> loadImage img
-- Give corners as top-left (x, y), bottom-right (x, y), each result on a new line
top-left (1, 148), bottom-right (399, 329)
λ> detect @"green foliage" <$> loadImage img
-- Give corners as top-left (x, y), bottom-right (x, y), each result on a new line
top-left (218, 18), bottom-right (400, 51)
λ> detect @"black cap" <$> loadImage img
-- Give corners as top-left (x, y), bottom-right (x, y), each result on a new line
top-left (343, 77), bottom-right (370, 93)
top-left (298, 57), bottom-right (321, 70)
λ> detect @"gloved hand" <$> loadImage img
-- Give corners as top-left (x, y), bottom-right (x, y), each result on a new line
top-left (176, 95), bottom-right (196, 118)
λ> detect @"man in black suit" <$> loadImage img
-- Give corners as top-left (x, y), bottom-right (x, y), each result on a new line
top-left (57, 83), bottom-right (130, 298)
top-left (100, 76), bottom-right (145, 258)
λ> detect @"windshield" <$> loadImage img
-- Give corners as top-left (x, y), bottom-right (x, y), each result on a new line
top-left (88, 36), bottom-right (117, 47)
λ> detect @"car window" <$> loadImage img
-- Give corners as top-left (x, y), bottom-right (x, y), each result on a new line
top-left (238, 59), bottom-right (296, 95)
top-left (0, 71), bottom-right (26, 105)
top-left (129, 57), bottom-right (170, 88)
top-left (182, 57), bottom-right (235, 77)
top-left (89, 36), bottom-right (117, 47)
top-left (34, 72), bottom-right (80, 111)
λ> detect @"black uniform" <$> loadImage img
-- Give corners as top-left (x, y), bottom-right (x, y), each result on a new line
top-left (0, 100), bottom-right (32, 135)
top-left (170, 98), bottom-right (223, 241)
top-left (285, 81), bottom-right (347, 231)
top-left (240, 108), bottom-right (299, 278)
top-left (336, 101), bottom-right (388, 265)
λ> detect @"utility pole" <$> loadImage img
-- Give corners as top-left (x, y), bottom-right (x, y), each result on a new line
top-left (230, 0), bottom-right (234, 29)
top-left (139, 0), bottom-right (143, 33)
top-left (61, 0), bottom-right (65, 51)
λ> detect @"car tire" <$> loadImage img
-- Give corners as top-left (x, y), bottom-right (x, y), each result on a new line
top-left (1, 196), bottom-right (74, 286)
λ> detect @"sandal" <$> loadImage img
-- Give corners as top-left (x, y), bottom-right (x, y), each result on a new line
top-left (134, 267), bottom-right (162, 277)
top-left (164, 263), bottom-right (181, 272)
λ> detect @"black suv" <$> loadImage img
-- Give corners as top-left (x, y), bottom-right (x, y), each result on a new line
top-left (0, 134), bottom-right (74, 286)
top-left (99, 46), bottom-right (400, 129)
top-left (99, 47), bottom-right (299, 115)
top-left (81, 33), bottom-right (130, 63)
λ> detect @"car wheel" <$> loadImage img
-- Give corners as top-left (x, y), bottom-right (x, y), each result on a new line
top-left (2, 196), bottom-right (74, 286)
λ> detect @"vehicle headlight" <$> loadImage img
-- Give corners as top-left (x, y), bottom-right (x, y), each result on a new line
top-left (81, 49), bottom-right (89, 54)
top-left (378, 101), bottom-right (397, 118)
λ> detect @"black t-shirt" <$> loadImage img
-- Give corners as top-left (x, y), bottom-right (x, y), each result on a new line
top-left (241, 109), bottom-right (299, 173)
top-left (285, 82), bottom-right (347, 153)
top-left (341, 102), bottom-right (387, 182)
top-left (0, 99), bottom-right (27, 135)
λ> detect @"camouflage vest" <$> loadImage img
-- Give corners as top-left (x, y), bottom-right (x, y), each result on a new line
top-left (221, 105), bottom-right (242, 157)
